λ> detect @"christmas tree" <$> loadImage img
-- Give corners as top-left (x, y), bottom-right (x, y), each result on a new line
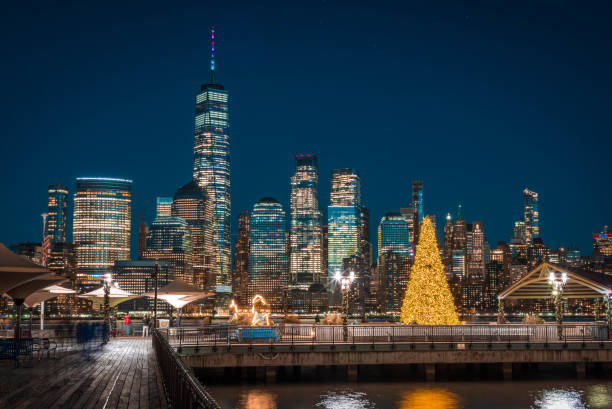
top-left (400, 216), bottom-right (460, 325)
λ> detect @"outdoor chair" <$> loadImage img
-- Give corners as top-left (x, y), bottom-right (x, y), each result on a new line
top-left (33, 338), bottom-right (57, 359)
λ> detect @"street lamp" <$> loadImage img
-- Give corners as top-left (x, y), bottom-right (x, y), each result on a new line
top-left (335, 270), bottom-right (356, 341)
top-left (103, 273), bottom-right (112, 342)
top-left (151, 260), bottom-right (159, 329)
top-left (548, 271), bottom-right (568, 340)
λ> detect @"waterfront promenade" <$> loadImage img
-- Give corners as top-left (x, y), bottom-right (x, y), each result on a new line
top-left (0, 337), bottom-right (166, 409)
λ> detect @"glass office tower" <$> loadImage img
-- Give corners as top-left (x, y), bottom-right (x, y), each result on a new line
top-left (73, 177), bottom-right (132, 289)
top-left (141, 216), bottom-right (193, 283)
top-left (171, 180), bottom-right (216, 290)
top-left (47, 184), bottom-right (68, 243)
top-left (523, 188), bottom-right (539, 245)
top-left (248, 198), bottom-right (288, 312)
top-left (156, 197), bottom-right (173, 219)
top-left (377, 213), bottom-right (411, 261)
top-left (327, 169), bottom-right (361, 279)
top-left (193, 39), bottom-right (231, 287)
top-left (289, 154), bottom-right (324, 290)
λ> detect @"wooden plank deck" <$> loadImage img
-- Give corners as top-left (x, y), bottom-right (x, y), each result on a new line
top-left (0, 337), bottom-right (167, 409)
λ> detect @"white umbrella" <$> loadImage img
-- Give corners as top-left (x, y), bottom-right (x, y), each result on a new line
top-left (142, 279), bottom-right (212, 325)
top-left (24, 284), bottom-right (75, 330)
top-left (79, 284), bottom-right (138, 308)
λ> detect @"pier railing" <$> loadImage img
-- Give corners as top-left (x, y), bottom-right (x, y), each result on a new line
top-left (152, 328), bottom-right (221, 409)
top-left (159, 323), bottom-right (609, 348)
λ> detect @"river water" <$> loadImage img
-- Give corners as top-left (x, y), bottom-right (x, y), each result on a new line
top-left (209, 380), bottom-right (612, 408)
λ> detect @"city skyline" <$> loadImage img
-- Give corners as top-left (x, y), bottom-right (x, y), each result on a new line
top-left (1, 2), bottom-right (610, 256)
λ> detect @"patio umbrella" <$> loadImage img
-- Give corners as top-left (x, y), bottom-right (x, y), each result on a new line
top-left (0, 243), bottom-right (54, 294)
top-left (5, 273), bottom-right (67, 339)
top-left (141, 279), bottom-right (212, 326)
top-left (24, 284), bottom-right (75, 308)
top-left (78, 284), bottom-right (138, 307)
top-left (24, 284), bottom-right (76, 330)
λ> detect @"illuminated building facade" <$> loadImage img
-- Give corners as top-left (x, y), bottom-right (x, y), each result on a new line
top-left (451, 205), bottom-right (467, 278)
top-left (141, 216), bottom-right (193, 283)
top-left (468, 221), bottom-right (485, 278)
top-left (289, 154), bottom-right (324, 290)
top-left (377, 213), bottom-right (411, 260)
top-left (360, 206), bottom-right (372, 266)
top-left (411, 180), bottom-right (423, 241)
top-left (593, 225), bottom-right (612, 257)
top-left (443, 213), bottom-right (453, 272)
top-left (248, 198), bottom-right (288, 312)
top-left (377, 250), bottom-right (410, 313)
top-left (73, 178), bottom-right (131, 289)
top-left (399, 207), bottom-right (415, 258)
top-left (113, 260), bottom-right (170, 312)
top-left (193, 27), bottom-right (231, 285)
top-left (9, 243), bottom-right (42, 264)
top-left (47, 184), bottom-right (68, 243)
top-left (523, 188), bottom-right (539, 245)
top-left (156, 197), bottom-right (173, 219)
top-left (328, 168), bottom-right (361, 282)
top-left (171, 180), bottom-right (215, 289)
top-left (232, 211), bottom-right (250, 306)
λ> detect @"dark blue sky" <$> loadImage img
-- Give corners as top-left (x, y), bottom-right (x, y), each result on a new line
top-left (1, 1), bottom-right (610, 256)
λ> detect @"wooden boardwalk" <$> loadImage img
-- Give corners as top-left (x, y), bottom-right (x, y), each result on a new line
top-left (0, 337), bottom-right (168, 409)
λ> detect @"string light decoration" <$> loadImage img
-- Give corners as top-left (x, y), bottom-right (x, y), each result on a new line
top-left (400, 216), bottom-right (460, 325)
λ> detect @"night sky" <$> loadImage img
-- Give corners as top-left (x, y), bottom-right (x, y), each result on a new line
top-left (1, 1), bottom-right (610, 257)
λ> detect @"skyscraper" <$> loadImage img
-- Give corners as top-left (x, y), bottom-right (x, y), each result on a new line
top-left (451, 204), bottom-right (467, 278)
top-left (232, 211), bottom-right (250, 306)
top-left (73, 177), bottom-right (132, 289)
top-left (523, 188), bottom-right (539, 245)
top-left (327, 169), bottom-right (361, 281)
top-left (141, 216), bottom-right (193, 283)
top-left (193, 26), bottom-right (231, 286)
top-left (443, 213), bottom-right (453, 272)
top-left (47, 184), bottom-right (68, 243)
top-left (249, 198), bottom-right (288, 312)
top-left (156, 197), bottom-right (173, 219)
top-left (468, 221), bottom-right (485, 278)
top-left (378, 213), bottom-right (411, 260)
top-left (289, 154), bottom-right (324, 290)
top-left (137, 216), bottom-right (148, 259)
top-left (411, 180), bottom-right (423, 241)
top-left (171, 180), bottom-right (216, 289)
top-left (360, 206), bottom-right (372, 266)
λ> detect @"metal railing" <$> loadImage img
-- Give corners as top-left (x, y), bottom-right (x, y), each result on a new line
top-left (152, 328), bottom-right (221, 409)
top-left (159, 323), bottom-right (610, 348)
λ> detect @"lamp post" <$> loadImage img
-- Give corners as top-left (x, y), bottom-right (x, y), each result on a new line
top-left (103, 273), bottom-right (112, 342)
top-left (151, 260), bottom-right (159, 329)
top-left (335, 270), bottom-right (355, 342)
top-left (548, 270), bottom-right (568, 340)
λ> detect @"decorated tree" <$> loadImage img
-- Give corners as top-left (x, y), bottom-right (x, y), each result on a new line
top-left (400, 216), bottom-right (460, 325)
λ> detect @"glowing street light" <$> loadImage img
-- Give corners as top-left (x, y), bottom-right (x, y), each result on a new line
top-left (548, 270), bottom-right (568, 339)
top-left (335, 271), bottom-right (356, 341)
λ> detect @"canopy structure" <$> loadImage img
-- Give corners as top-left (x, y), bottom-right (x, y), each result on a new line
top-left (142, 279), bottom-right (212, 309)
top-left (6, 274), bottom-right (68, 303)
top-left (24, 284), bottom-right (76, 308)
top-left (0, 243), bottom-right (56, 296)
top-left (79, 284), bottom-right (138, 308)
top-left (498, 262), bottom-right (612, 300)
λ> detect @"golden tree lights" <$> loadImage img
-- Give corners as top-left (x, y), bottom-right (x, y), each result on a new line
top-left (400, 217), bottom-right (460, 325)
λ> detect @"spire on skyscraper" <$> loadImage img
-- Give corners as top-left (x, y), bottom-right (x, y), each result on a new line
top-left (210, 26), bottom-right (215, 84)
top-left (457, 204), bottom-right (464, 220)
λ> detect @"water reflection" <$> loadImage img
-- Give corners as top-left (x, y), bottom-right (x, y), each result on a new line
top-left (532, 388), bottom-right (586, 409)
top-left (316, 389), bottom-right (375, 409)
top-left (398, 388), bottom-right (461, 409)
top-left (238, 390), bottom-right (278, 409)
top-left (586, 385), bottom-right (612, 408)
